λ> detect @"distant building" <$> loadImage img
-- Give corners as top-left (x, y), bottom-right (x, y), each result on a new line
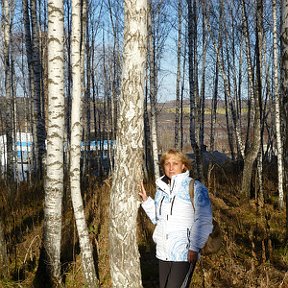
top-left (0, 132), bottom-right (33, 181)
top-left (0, 132), bottom-right (114, 181)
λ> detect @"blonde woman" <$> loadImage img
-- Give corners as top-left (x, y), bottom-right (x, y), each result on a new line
top-left (139, 149), bottom-right (213, 288)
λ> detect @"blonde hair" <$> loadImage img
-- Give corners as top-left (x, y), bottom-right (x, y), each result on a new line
top-left (159, 148), bottom-right (192, 172)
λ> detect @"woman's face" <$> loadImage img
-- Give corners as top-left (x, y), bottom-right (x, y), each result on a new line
top-left (163, 155), bottom-right (185, 179)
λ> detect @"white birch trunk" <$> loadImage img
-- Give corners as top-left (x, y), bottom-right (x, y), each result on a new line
top-left (273, 0), bottom-right (284, 209)
top-left (109, 0), bottom-right (147, 286)
top-left (70, 0), bottom-right (98, 286)
top-left (44, 0), bottom-right (65, 284)
top-left (148, 5), bottom-right (160, 179)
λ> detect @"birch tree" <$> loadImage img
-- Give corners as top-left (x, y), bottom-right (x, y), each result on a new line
top-left (69, 0), bottom-right (98, 285)
top-left (187, 0), bottom-right (203, 179)
top-left (43, 0), bottom-right (65, 284)
top-left (109, 0), bottom-right (148, 286)
top-left (2, 0), bottom-right (14, 182)
top-left (273, 0), bottom-right (284, 209)
top-left (240, 0), bottom-right (261, 197)
top-left (148, 1), bottom-right (160, 179)
top-left (281, 0), bottom-right (288, 234)
top-left (175, 0), bottom-right (182, 149)
top-left (199, 1), bottom-right (208, 152)
top-left (31, 0), bottom-right (46, 178)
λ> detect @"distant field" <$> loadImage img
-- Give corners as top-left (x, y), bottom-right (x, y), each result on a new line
top-left (164, 106), bottom-right (248, 115)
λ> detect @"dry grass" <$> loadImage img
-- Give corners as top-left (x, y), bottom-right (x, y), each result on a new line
top-left (0, 161), bottom-right (288, 288)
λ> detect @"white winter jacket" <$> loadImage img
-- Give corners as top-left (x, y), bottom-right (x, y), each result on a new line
top-left (141, 170), bottom-right (213, 262)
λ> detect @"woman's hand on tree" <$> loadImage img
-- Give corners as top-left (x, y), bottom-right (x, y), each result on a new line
top-left (139, 181), bottom-right (148, 202)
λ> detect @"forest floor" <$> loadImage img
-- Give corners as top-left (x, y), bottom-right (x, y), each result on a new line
top-left (0, 158), bottom-right (288, 288)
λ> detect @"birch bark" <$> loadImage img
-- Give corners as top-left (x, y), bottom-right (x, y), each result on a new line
top-left (273, 0), bottom-right (284, 209)
top-left (109, 0), bottom-right (147, 286)
top-left (44, 0), bottom-right (65, 284)
top-left (70, 0), bottom-right (98, 285)
top-left (148, 2), bottom-right (160, 179)
top-left (281, 0), bottom-right (288, 234)
top-left (240, 0), bottom-right (262, 197)
top-left (2, 0), bottom-right (14, 182)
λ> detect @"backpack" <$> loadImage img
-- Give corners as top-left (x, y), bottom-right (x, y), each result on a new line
top-left (189, 179), bottom-right (222, 256)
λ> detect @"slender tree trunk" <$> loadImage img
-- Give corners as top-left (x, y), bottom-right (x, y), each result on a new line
top-left (273, 0), bottom-right (284, 209)
top-left (70, 0), bottom-right (98, 285)
top-left (180, 30), bottom-right (187, 151)
top-left (210, 55), bottom-right (219, 152)
top-left (109, 0), bottom-right (147, 286)
top-left (80, 0), bottom-right (89, 179)
top-left (23, 0), bottom-right (35, 182)
top-left (144, 77), bottom-right (154, 180)
top-left (2, 0), bottom-right (14, 182)
top-left (175, 0), bottom-right (182, 149)
top-left (281, 0), bottom-right (288, 236)
top-left (187, 0), bottom-right (202, 179)
top-left (148, 3), bottom-right (160, 179)
top-left (65, 0), bottom-right (72, 169)
top-left (107, 0), bottom-right (121, 170)
top-left (240, 0), bottom-right (262, 198)
top-left (31, 0), bottom-right (46, 178)
top-left (43, 0), bottom-right (65, 285)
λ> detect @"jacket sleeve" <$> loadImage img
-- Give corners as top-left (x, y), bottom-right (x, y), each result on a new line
top-left (189, 181), bottom-right (213, 253)
top-left (141, 196), bottom-right (157, 225)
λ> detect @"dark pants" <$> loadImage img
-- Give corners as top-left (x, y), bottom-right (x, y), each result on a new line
top-left (159, 259), bottom-right (195, 288)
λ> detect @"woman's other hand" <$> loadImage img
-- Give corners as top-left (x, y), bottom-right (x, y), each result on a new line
top-left (139, 181), bottom-right (148, 202)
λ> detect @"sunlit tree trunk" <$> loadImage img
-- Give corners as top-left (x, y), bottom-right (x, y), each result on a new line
top-left (240, 0), bottom-right (261, 198)
top-left (81, 0), bottom-right (89, 179)
top-left (107, 0), bottom-right (122, 171)
top-left (281, 0), bottom-right (288, 236)
top-left (2, 0), bottom-right (14, 182)
top-left (257, 0), bottom-right (264, 206)
top-left (148, 2), bottom-right (160, 179)
top-left (70, 0), bottom-right (98, 285)
top-left (230, 5), bottom-right (244, 159)
top-left (273, 0), bottom-right (284, 209)
top-left (109, 0), bottom-right (147, 286)
top-left (43, 0), bottom-right (65, 284)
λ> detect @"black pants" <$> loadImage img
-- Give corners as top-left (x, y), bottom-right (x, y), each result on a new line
top-left (159, 259), bottom-right (195, 288)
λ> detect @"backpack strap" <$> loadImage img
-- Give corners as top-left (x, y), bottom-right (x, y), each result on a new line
top-left (189, 178), bottom-right (195, 211)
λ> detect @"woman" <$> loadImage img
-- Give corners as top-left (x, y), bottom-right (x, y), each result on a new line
top-left (139, 149), bottom-right (213, 288)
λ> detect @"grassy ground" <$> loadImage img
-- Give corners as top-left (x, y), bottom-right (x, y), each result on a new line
top-left (0, 160), bottom-right (288, 287)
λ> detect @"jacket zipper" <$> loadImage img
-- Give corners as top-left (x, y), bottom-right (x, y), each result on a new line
top-left (170, 195), bottom-right (176, 215)
top-left (159, 196), bottom-right (165, 215)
